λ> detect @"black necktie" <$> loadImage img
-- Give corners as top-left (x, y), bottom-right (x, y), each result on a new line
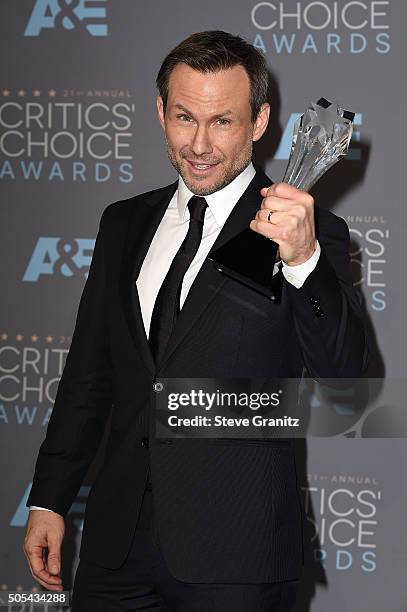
top-left (148, 195), bottom-right (208, 365)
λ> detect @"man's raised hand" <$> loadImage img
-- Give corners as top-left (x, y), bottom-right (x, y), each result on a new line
top-left (250, 182), bottom-right (317, 266)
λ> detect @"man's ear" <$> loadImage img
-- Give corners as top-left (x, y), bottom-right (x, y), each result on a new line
top-left (157, 96), bottom-right (165, 129)
top-left (252, 103), bottom-right (270, 142)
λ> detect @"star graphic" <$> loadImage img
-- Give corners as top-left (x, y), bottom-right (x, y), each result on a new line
top-left (0, 333), bottom-right (7, 341)
top-left (33, 89), bottom-right (41, 97)
top-left (16, 334), bottom-right (24, 341)
top-left (48, 89), bottom-right (56, 97)
top-left (17, 89), bottom-right (26, 97)
top-left (2, 89), bottom-right (10, 97)
top-left (45, 335), bottom-right (54, 343)
top-left (31, 334), bottom-right (39, 342)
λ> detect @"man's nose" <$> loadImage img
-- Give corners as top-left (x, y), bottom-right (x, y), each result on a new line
top-left (190, 125), bottom-right (213, 156)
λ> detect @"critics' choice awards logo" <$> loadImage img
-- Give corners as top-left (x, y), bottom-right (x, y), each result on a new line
top-left (0, 89), bottom-right (135, 183)
top-left (23, 237), bottom-right (95, 282)
top-left (304, 473), bottom-right (382, 572)
top-left (25, 0), bottom-right (108, 37)
top-left (0, 332), bottom-right (87, 531)
top-left (346, 216), bottom-right (389, 312)
top-left (0, 333), bottom-right (70, 422)
top-left (250, 1), bottom-right (390, 55)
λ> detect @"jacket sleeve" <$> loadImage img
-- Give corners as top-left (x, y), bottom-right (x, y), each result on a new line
top-left (26, 207), bottom-right (114, 517)
top-left (285, 209), bottom-right (370, 378)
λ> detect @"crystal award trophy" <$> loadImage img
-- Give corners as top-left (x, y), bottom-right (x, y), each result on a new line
top-left (208, 98), bottom-right (355, 301)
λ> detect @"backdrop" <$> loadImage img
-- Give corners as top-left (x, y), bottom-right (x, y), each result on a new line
top-left (1, 1), bottom-right (405, 610)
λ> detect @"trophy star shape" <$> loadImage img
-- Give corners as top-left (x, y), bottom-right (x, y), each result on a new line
top-left (208, 98), bottom-right (355, 301)
top-left (282, 97), bottom-right (355, 191)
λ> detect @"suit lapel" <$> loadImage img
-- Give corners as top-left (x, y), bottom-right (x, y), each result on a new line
top-left (157, 167), bottom-right (272, 371)
top-left (120, 167), bottom-right (273, 374)
top-left (119, 181), bottom-right (178, 375)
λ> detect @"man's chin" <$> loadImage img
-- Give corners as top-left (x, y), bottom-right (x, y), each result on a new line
top-left (181, 168), bottom-right (227, 197)
top-left (184, 180), bottom-right (219, 196)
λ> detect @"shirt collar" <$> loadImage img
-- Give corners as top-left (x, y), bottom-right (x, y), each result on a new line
top-left (176, 162), bottom-right (256, 227)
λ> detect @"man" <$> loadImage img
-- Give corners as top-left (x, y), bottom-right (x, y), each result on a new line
top-left (23, 31), bottom-right (368, 611)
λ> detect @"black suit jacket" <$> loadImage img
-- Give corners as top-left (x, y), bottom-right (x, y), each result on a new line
top-left (27, 166), bottom-right (369, 583)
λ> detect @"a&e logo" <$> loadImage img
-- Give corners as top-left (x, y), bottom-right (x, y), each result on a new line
top-left (25, 0), bottom-right (108, 37)
top-left (23, 237), bottom-right (95, 282)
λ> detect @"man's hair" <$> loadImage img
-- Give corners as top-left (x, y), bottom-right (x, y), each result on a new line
top-left (156, 30), bottom-right (269, 123)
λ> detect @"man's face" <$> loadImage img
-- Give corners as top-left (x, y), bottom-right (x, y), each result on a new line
top-left (157, 64), bottom-right (269, 195)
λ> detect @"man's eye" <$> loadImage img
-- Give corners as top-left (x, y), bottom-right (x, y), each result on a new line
top-left (177, 114), bottom-right (192, 122)
top-left (217, 118), bottom-right (231, 126)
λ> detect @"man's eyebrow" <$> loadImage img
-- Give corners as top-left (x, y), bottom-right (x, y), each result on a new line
top-left (173, 104), bottom-right (234, 119)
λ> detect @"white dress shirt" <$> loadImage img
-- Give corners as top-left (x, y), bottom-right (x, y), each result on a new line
top-left (136, 162), bottom-right (320, 337)
top-left (29, 162), bottom-right (320, 513)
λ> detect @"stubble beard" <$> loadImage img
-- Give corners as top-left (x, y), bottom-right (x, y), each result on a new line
top-left (165, 135), bottom-right (253, 196)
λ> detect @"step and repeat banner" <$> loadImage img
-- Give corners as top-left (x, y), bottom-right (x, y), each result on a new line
top-left (1, 1), bottom-right (405, 610)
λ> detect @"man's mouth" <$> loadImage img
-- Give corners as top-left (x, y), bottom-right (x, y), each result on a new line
top-left (186, 160), bottom-right (219, 173)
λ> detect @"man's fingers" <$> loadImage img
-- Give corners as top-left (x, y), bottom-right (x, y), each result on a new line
top-left (260, 198), bottom-right (291, 214)
top-left (25, 550), bottom-right (61, 591)
top-left (250, 219), bottom-right (283, 241)
top-left (261, 196), bottom-right (312, 213)
top-left (261, 182), bottom-right (311, 199)
top-left (31, 576), bottom-right (61, 591)
top-left (255, 210), bottom-right (288, 225)
top-left (260, 183), bottom-right (294, 199)
top-left (24, 543), bottom-right (63, 589)
top-left (24, 541), bottom-right (45, 575)
top-left (46, 537), bottom-right (61, 576)
top-left (257, 183), bottom-right (316, 264)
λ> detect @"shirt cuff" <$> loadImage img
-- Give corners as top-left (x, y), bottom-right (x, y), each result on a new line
top-left (281, 241), bottom-right (321, 289)
top-left (29, 506), bottom-right (53, 512)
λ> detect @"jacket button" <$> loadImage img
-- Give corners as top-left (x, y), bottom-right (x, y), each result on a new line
top-left (141, 437), bottom-right (149, 448)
